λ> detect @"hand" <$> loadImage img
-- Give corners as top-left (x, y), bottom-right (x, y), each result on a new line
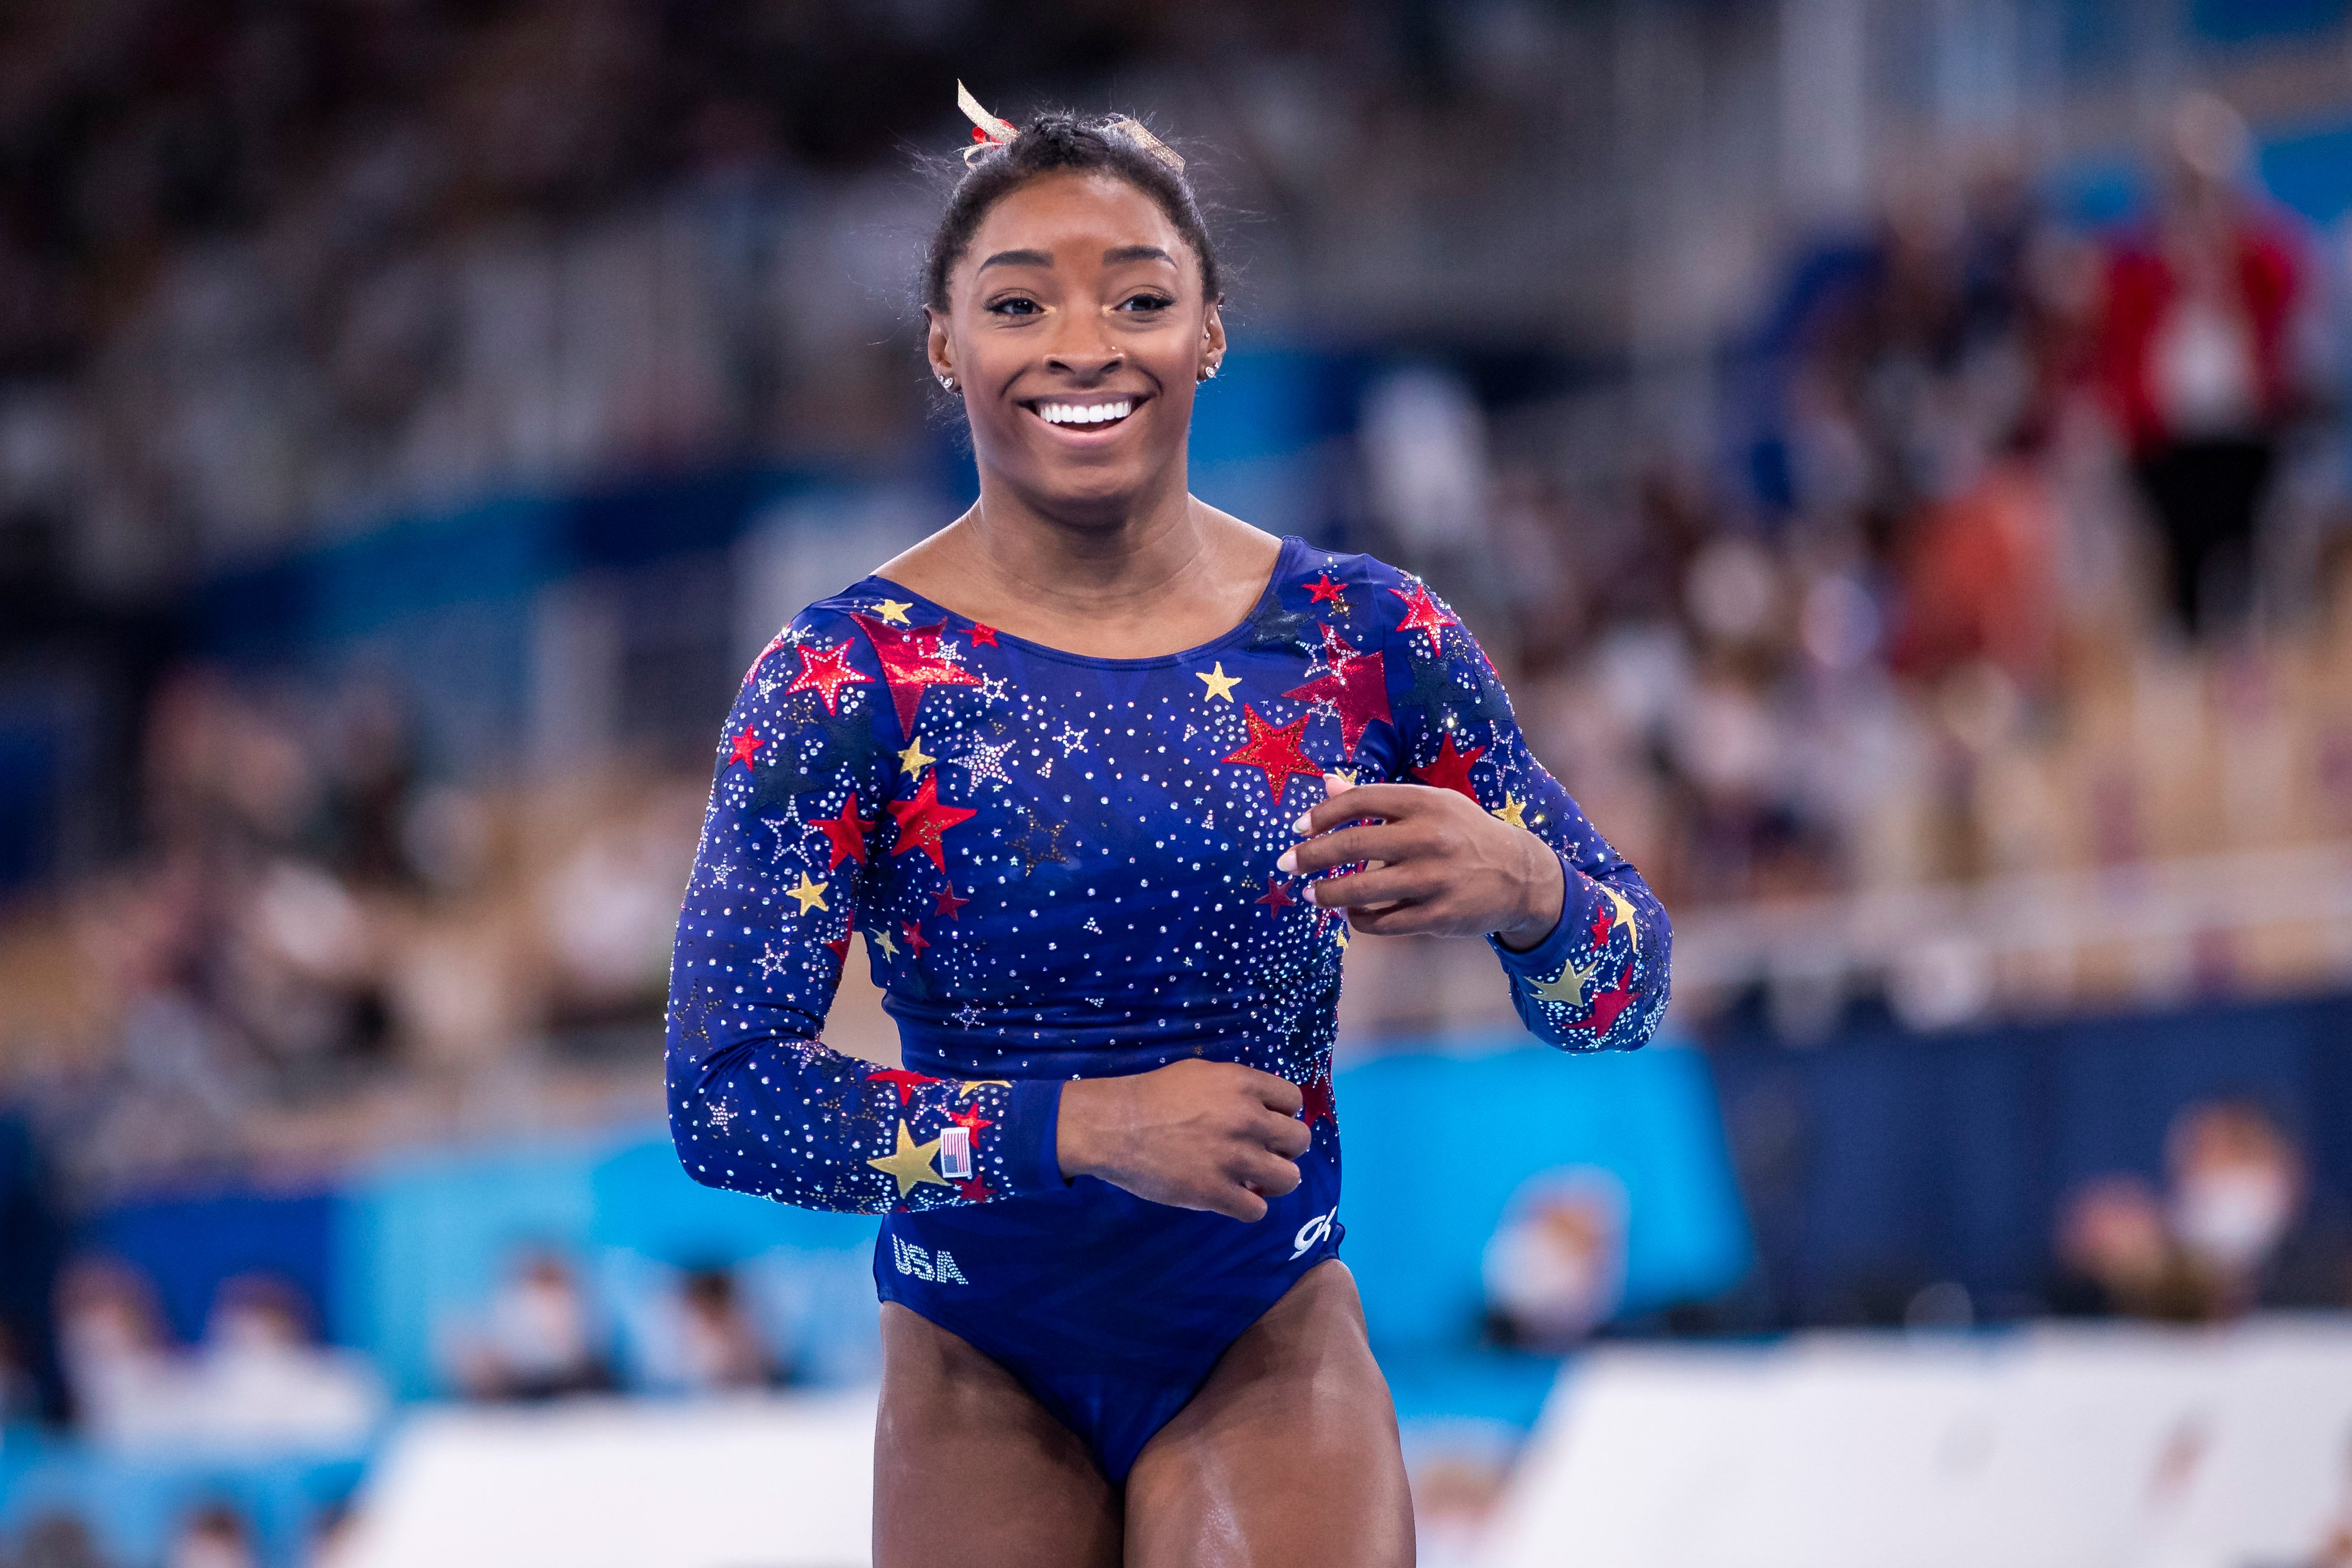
top-left (1056, 1059), bottom-right (1312, 1221)
top-left (1279, 775), bottom-right (1565, 949)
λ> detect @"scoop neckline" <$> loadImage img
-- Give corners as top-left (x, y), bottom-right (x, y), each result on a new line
top-left (859, 534), bottom-right (1303, 670)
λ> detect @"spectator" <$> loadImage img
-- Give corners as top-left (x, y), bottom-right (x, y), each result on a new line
top-left (177, 1274), bottom-right (384, 1449)
top-left (672, 1267), bottom-right (784, 1394)
top-left (2098, 95), bottom-right (2309, 638)
top-left (2165, 1098), bottom-right (2351, 1317)
top-left (452, 1248), bottom-right (611, 1401)
top-left (53, 1258), bottom-right (176, 1444)
top-left (1481, 1167), bottom-right (1628, 1352)
top-left (164, 1504), bottom-right (255, 1568)
top-left (2044, 1174), bottom-right (2197, 1320)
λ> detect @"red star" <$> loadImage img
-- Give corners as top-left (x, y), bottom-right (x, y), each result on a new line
top-left (1575, 963), bottom-right (1643, 1042)
top-left (968, 624), bottom-right (999, 647)
top-left (1283, 628), bottom-right (1391, 758)
top-left (1256, 875), bottom-right (1296, 913)
top-left (888, 772), bottom-right (978, 872)
top-left (814, 791), bottom-right (875, 869)
top-left (1411, 730), bottom-right (1487, 800)
top-left (727, 726), bottom-right (762, 771)
top-left (955, 1173), bottom-right (995, 1203)
top-left (949, 1103), bottom-right (995, 1134)
top-left (867, 1067), bottom-right (941, 1106)
top-left (851, 613), bottom-right (985, 734)
top-left (784, 639), bottom-right (873, 715)
top-left (1305, 573), bottom-right (1347, 607)
top-left (1589, 899), bottom-right (1613, 950)
top-left (900, 918), bottom-right (930, 955)
top-left (933, 882), bottom-right (970, 920)
top-left (1299, 1074), bottom-right (1335, 1128)
top-left (1391, 581), bottom-right (1458, 655)
top-left (1221, 703), bottom-right (1322, 801)
top-left (823, 935), bottom-right (852, 963)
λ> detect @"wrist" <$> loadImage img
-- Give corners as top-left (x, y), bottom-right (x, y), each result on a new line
top-left (1055, 1077), bottom-right (1117, 1182)
top-left (1494, 838), bottom-right (1566, 953)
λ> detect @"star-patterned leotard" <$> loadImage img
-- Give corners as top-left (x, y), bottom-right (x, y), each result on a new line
top-left (667, 536), bottom-right (1670, 1478)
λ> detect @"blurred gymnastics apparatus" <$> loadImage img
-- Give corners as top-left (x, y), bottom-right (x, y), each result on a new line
top-left (5, 1), bottom-right (2352, 1564)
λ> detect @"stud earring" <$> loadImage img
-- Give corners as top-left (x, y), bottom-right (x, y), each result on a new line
top-left (938, 374), bottom-right (956, 391)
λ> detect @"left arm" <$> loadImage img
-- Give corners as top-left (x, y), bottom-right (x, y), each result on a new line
top-left (1282, 601), bottom-right (1670, 1050)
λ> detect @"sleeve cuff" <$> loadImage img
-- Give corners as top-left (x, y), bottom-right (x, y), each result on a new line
top-left (996, 1077), bottom-right (1069, 1196)
top-left (1488, 847), bottom-right (1592, 982)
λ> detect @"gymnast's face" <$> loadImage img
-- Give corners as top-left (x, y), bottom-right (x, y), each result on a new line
top-left (928, 171), bottom-right (1224, 522)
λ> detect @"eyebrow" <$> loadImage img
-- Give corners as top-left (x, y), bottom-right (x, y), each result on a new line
top-left (1103, 245), bottom-right (1175, 266)
top-left (976, 248), bottom-right (1055, 272)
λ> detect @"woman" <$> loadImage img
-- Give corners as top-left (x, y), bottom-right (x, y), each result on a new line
top-left (667, 96), bottom-right (1671, 1567)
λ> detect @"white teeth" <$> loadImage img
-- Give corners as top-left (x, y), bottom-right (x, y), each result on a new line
top-left (1036, 400), bottom-right (1133, 426)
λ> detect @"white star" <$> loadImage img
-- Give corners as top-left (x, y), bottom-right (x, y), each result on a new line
top-left (709, 859), bottom-right (736, 887)
top-left (1057, 723), bottom-right (1088, 754)
top-left (708, 1101), bottom-right (738, 1131)
top-left (979, 675), bottom-right (1010, 703)
top-left (948, 736), bottom-right (1017, 788)
top-left (954, 1004), bottom-right (985, 1028)
top-left (754, 943), bottom-right (790, 981)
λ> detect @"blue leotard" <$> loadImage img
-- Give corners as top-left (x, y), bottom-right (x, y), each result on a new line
top-left (667, 537), bottom-right (1670, 1479)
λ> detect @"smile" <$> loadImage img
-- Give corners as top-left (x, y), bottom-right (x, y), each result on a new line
top-left (1027, 398), bottom-right (1138, 430)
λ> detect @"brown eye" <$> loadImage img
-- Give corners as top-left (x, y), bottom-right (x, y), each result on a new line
top-left (988, 297), bottom-right (1042, 317)
top-left (1118, 293), bottom-right (1175, 313)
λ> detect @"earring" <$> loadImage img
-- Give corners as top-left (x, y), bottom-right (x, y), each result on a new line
top-left (1198, 362), bottom-right (1220, 382)
top-left (938, 373), bottom-right (956, 391)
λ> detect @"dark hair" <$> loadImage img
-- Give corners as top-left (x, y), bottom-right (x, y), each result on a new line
top-left (922, 108), bottom-right (1222, 313)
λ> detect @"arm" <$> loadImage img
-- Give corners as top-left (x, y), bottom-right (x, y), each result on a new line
top-left (1285, 581), bottom-right (1670, 1051)
top-left (666, 612), bottom-right (1062, 1212)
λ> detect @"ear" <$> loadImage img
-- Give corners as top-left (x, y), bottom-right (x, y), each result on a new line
top-left (924, 306), bottom-right (955, 385)
top-left (1202, 297), bottom-right (1228, 376)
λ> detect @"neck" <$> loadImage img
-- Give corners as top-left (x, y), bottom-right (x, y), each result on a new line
top-left (959, 453), bottom-right (1212, 616)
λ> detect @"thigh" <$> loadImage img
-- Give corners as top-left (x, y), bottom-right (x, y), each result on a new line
top-left (1122, 1261), bottom-right (1414, 1568)
top-left (874, 1303), bottom-right (1122, 1568)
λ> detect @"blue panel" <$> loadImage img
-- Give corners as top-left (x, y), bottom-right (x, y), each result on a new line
top-left (0, 1440), bottom-right (363, 1568)
top-left (587, 1137), bottom-right (878, 1262)
top-left (333, 1141), bottom-right (601, 1400)
top-left (1335, 1038), bottom-right (1751, 1352)
top-left (83, 1191), bottom-right (339, 1349)
top-left (2259, 122), bottom-right (2352, 227)
top-left (2191, 0), bottom-right (2348, 43)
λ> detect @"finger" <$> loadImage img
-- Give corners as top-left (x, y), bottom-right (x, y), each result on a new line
top-left (1211, 1186), bottom-right (1270, 1222)
top-left (1257, 1109), bottom-right (1313, 1158)
top-left (1307, 866), bottom-right (1433, 910)
top-left (1247, 1072), bottom-right (1305, 1117)
top-left (1348, 901), bottom-right (1433, 936)
top-left (1295, 783), bottom-right (1434, 837)
top-left (1323, 771), bottom-right (1355, 797)
top-left (1280, 822), bottom-right (1415, 877)
top-left (1235, 1151), bottom-right (1303, 1199)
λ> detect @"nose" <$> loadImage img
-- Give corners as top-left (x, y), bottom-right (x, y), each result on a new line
top-left (1043, 320), bottom-right (1124, 382)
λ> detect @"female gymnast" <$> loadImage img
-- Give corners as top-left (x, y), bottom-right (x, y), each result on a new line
top-left (667, 92), bottom-right (1671, 1567)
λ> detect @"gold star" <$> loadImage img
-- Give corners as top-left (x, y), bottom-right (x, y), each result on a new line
top-left (785, 872), bottom-right (829, 914)
top-left (1527, 952), bottom-right (1603, 1005)
top-left (1602, 884), bottom-right (1640, 953)
top-left (898, 733), bottom-right (934, 776)
top-left (877, 599), bottom-right (914, 625)
top-left (1491, 794), bottom-right (1528, 829)
top-left (867, 1119), bottom-right (950, 1198)
top-left (1196, 662), bottom-right (1241, 703)
top-left (1326, 769), bottom-right (1357, 791)
top-left (871, 928), bottom-right (898, 959)
top-left (1334, 924), bottom-right (1349, 949)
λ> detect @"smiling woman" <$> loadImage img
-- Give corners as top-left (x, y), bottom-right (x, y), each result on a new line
top-left (664, 93), bottom-right (1671, 1568)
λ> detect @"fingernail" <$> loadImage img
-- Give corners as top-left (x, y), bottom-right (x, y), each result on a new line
top-left (1303, 881), bottom-right (1319, 904)
top-left (1276, 849), bottom-right (1297, 874)
top-left (1292, 814), bottom-right (1313, 834)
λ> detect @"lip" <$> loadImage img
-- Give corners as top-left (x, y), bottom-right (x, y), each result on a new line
top-left (1018, 392), bottom-right (1151, 441)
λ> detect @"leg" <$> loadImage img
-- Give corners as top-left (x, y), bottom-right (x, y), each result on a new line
top-left (874, 1303), bottom-right (1122, 1568)
top-left (1123, 1261), bottom-right (1414, 1568)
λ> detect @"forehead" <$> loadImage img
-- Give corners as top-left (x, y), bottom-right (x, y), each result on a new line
top-left (959, 170), bottom-right (1197, 285)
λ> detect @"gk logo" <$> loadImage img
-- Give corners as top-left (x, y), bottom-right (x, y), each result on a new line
top-left (892, 1234), bottom-right (970, 1284)
top-left (1290, 1205), bottom-right (1338, 1261)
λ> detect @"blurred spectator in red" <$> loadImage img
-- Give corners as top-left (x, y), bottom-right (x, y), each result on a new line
top-left (450, 1248), bottom-right (611, 1401)
top-left (1481, 1167), bottom-right (1628, 1352)
top-left (165, 1503), bottom-right (255, 1568)
top-left (2165, 1098), bottom-right (2350, 1318)
top-left (673, 1267), bottom-right (784, 1394)
top-left (2044, 1174), bottom-right (2195, 1320)
top-left (1889, 434), bottom-right (2060, 689)
top-left (2098, 95), bottom-right (2309, 639)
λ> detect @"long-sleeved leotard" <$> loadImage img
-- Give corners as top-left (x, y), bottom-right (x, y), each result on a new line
top-left (664, 536), bottom-right (1669, 1478)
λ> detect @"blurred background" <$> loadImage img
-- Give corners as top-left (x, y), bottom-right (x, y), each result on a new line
top-left (5, 0), bottom-right (2352, 1562)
